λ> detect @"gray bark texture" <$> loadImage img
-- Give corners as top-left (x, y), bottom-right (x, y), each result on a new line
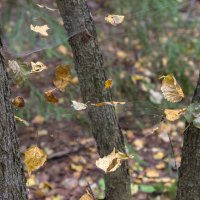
top-left (56, 0), bottom-right (132, 199)
top-left (176, 71), bottom-right (200, 200)
top-left (0, 33), bottom-right (28, 200)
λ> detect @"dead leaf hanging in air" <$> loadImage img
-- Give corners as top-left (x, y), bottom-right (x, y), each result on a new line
top-left (53, 65), bottom-right (71, 91)
top-left (164, 108), bottom-right (186, 121)
top-left (36, 4), bottom-right (57, 11)
top-left (92, 101), bottom-right (126, 107)
top-left (44, 90), bottom-right (58, 104)
top-left (105, 15), bottom-right (125, 26)
top-left (30, 24), bottom-right (50, 37)
top-left (104, 79), bottom-right (113, 89)
top-left (31, 61), bottom-right (47, 73)
top-left (160, 74), bottom-right (184, 103)
top-left (14, 115), bottom-right (29, 126)
top-left (71, 100), bottom-right (87, 111)
top-left (96, 148), bottom-right (130, 173)
top-left (24, 145), bottom-right (47, 175)
top-left (12, 96), bottom-right (25, 108)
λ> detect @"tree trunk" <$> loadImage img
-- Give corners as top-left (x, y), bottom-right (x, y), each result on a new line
top-left (56, 1), bottom-right (132, 199)
top-left (0, 32), bottom-right (28, 200)
top-left (176, 72), bottom-right (200, 200)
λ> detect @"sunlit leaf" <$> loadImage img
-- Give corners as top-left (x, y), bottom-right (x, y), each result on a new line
top-left (104, 79), bottom-right (113, 89)
top-left (30, 24), bottom-right (50, 37)
top-left (105, 15), bottom-right (125, 26)
top-left (53, 65), bottom-right (71, 91)
top-left (96, 148), bottom-right (131, 173)
top-left (80, 190), bottom-right (94, 200)
top-left (31, 61), bottom-right (47, 73)
top-left (36, 4), bottom-right (57, 11)
top-left (14, 115), bottom-right (29, 126)
top-left (71, 100), bottom-right (87, 110)
top-left (12, 96), bottom-right (25, 108)
top-left (24, 145), bottom-right (47, 175)
top-left (44, 90), bottom-right (58, 104)
top-left (92, 101), bottom-right (126, 107)
top-left (160, 74), bottom-right (184, 103)
top-left (145, 168), bottom-right (159, 178)
top-left (164, 108), bottom-right (186, 121)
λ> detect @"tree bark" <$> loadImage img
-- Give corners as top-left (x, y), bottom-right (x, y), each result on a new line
top-left (176, 72), bottom-right (200, 200)
top-left (56, 1), bottom-right (132, 199)
top-left (0, 32), bottom-right (28, 200)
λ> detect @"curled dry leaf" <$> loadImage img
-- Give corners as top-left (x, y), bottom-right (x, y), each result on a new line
top-left (36, 4), bottom-right (57, 11)
top-left (14, 115), bottom-right (29, 126)
top-left (12, 96), bottom-right (25, 108)
top-left (96, 148), bottom-right (131, 173)
top-left (160, 74), bottom-right (184, 103)
top-left (31, 61), bottom-right (47, 73)
top-left (30, 24), bottom-right (50, 37)
top-left (164, 108), bottom-right (186, 121)
top-left (80, 190), bottom-right (94, 200)
top-left (72, 100), bottom-right (87, 110)
top-left (104, 79), bottom-right (113, 89)
top-left (44, 90), bottom-right (58, 104)
top-left (105, 15), bottom-right (125, 26)
top-left (24, 145), bottom-right (47, 175)
top-left (92, 101), bottom-right (126, 107)
top-left (8, 60), bottom-right (21, 73)
top-left (53, 65), bottom-right (71, 91)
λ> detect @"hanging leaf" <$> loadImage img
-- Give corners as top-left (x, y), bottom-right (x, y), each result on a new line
top-left (53, 65), bottom-right (71, 91)
top-left (36, 4), bottom-right (57, 11)
top-left (24, 145), bottom-right (47, 175)
top-left (31, 61), bottom-right (47, 73)
top-left (79, 190), bottom-right (94, 200)
top-left (164, 108), bottom-right (186, 121)
top-left (30, 24), bottom-right (50, 37)
top-left (44, 90), bottom-right (58, 104)
top-left (105, 15), bottom-right (125, 26)
top-left (96, 148), bottom-right (131, 173)
top-left (104, 79), bottom-right (113, 89)
top-left (12, 96), bottom-right (25, 108)
top-left (14, 116), bottom-right (29, 126)
top-left (71, 100), bottom-right (87, 110)
top-left (160, 74), bottom-right (184, 103)
top-left (92, 101), bottom-right (126, 107)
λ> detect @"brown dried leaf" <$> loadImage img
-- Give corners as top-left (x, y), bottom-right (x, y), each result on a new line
top-left (44, 90), bottom-right (58, 104)
top-left (164, 108), bottom-right (186, 121)
top-left (12, 96), bottom-right (25, 108)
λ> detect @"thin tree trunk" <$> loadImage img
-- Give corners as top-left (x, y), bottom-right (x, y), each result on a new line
top-left (56, 1), bottom-right (132, 199)
top-left (0, 32), bottom-right (28, 200)
top-left (176, 72), bottom-right (200, 200)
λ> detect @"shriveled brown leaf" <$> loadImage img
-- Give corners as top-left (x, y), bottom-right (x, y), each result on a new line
top-left (12, 96), bottom-right (25, 108)
top-left (44, 90), bottom-right (58, 104)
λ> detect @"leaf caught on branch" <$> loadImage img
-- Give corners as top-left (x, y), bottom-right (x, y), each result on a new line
top-left (160, 74), bottom-right (184, 103)
top-left (12, 96), bottom-right (25, 108)
top-left (105, 15), bottom-right (125, 26)
top-left (104, 79), bottom-right (113, 89)
top-left (53, 65), bottom-right (71, 91)
top-left (164, 108), bottom-right (186, 121)
top-left (30, 24), bottom-right (50, 37)
top-left (24, 145), bottom-right (47, 175)
top-left (71, 100), bottom-right (87, 111)
top-left (14, 115), bottom-right (29, 126)
top-left (96, 148), bottom-right (131, 173)
top-left (36, 4), bottom-right (57, 11)
top-left (31, 61), bottom-right (47, 73)
top-left (44, 90), bottom-right (58, 104)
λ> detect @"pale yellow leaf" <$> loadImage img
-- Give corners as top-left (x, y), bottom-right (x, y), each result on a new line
top-left (72, 100), bottom-right (87, 110)
top-left (30, 24), bottom-right (50, 37)
top-left (80, 190), bottom-right (94, 200)
top-left (145, 168), bottom-right (159, 178)
top-left (105, 15), bottom-right (125, 26)
top-left (14, 115), bottom-right (29, 126)
top-left (104, 79), bottom-right (112, 89)
top-left (31, 61), bottom-right (47, 73)
top-left (24, 145), bottom-right (47, 175)
top-left (164, 108), bottom-right (186, 121)
top-left (160, 74), bottom-right (184, 103)
top-left (36, 4), bottom-right (57, 11)
top-left (92, 101), bottom-right (126, 107)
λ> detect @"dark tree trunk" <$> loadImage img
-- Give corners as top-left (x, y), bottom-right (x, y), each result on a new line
top-left (176, 72), bottom-right (200, 200)
top-left (0, 33), bottom-right (28, 200)
top-left (56, 1), bottom-right (131, 199)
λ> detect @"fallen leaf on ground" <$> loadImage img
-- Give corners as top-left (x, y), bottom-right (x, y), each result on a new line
top-left (12, 96), bottom-right (25, 108)
top-left (104, 79), bottom-right (113, 89)
top-left (53, 65), bottom-right (71, 91)
top-left (44, 90), bottom-right (58, 104)
top-left (164, 108), bottom-right (186, 121)
top-left (31, 61), bottom-right (47, 73)
top-left (145, 168), bottom-right (159, 178)
top-left (30, 24), bottom-right (50, 37)
top-left (24, 145), bottom-right (47, 175)
top-left (96, 148), bottom-right (131, 173)
top-left (105, 15), bottom-right (125, 26)
top-left (80, 190), bottom-right (94, 200)
top-left (72, 100), bottom-right (87, 110)
top-left (155, 162), bottom-right (166, 170)
top-left (92, 101), bottom-right (126, 107)
top-left (71, 164), bottom-right (83, 172)
top-left (153, 152), bottom-right (165, 160)
top-left (160, 74), bottom-right (184, 103)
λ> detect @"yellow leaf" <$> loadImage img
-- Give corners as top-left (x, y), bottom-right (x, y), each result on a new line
top-left (12, 96), bottom-right (25, 108)
top-left (96, 148), bottom-right (131, 173)
top-left (14, 116), bottom-right (29, 126)
top-left (153, 152), bottom-right (165, 160)
top-left (160, 74), bottom-right (184, 103)
top-left (30, 24), bottom-right (50, 37)
top-left (92, 101), bottom-right (126, 107)
top-left (36, 4), bottom-right (57, 11)
top-left (69, 76), bottom-right (79, 85)
top-left (104, 79), bottom-right (113, 89)
top-left (80, 191), bottom-right (94, 200)
top-left (105, 15), bottom-right (125, 26)
top-left (131, 75), bottom-right (145, 84)
top-left (44, 90), bottom-right (58, 104)
top-left (31, 61), bottom-right (47, 73)
top-left (71, 100), bottom-right (87, 110)
top-left (164, 108), bottom-right (186, 121)
top-left (24, 145), bottom-right (47, 175)
top-left (53, 65), bottom-right (71, 91)
top-left (145, 168), bottom-right (159, 178)
top-left (70, 164), bottom-right (83, 172)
